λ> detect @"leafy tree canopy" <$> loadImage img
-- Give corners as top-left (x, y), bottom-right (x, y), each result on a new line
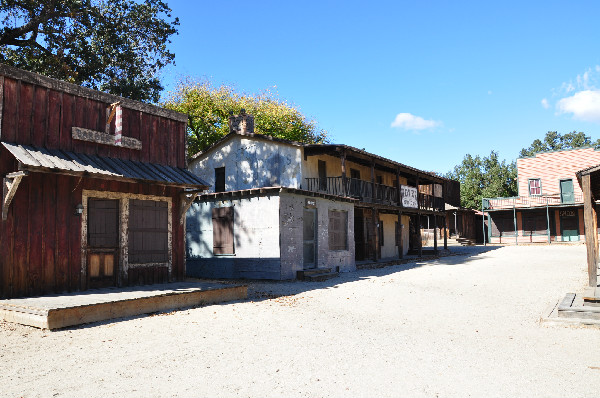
top-left (162, 79), bottom-right (328, 157)
top-left (445, 151), bottom-right (517, 209)
top-left (519, 131), bottom-right (600, 158)
top-left (0, 0), bottom-right (179, 102)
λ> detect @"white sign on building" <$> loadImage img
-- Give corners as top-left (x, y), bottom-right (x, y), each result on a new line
top-left (401, 185), bottom-right (418, 208)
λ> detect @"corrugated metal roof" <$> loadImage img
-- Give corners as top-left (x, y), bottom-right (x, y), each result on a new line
top-left (2, 142), bottom-right (208, 189)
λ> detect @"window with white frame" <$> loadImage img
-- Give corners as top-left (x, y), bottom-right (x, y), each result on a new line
top-left (528, 179), bottom-right (541, 196)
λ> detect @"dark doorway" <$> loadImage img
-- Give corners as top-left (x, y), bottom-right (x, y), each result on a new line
top-left (318, 160), bottom-right (327, 191)
top-left (354, 208), bottom-right (366, 261)
top-left (87, 198), bottom-right (119, 288)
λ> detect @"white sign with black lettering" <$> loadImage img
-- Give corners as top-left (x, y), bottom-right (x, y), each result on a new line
top-left (401, 185), bottom-right (418, 208)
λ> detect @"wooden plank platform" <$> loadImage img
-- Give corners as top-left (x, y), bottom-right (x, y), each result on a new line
top-left (0, 281), bottom-right (247, 329)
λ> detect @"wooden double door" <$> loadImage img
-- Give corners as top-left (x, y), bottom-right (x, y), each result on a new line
top-left (87, 198), bottom-right (119, 289)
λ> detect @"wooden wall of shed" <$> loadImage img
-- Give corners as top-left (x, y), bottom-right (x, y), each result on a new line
top-left (0, 76), bottom-right (186, 168)
top-left (0, 165), bottom-right (184, 299)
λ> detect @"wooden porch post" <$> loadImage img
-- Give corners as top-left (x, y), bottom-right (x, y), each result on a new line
top-left (417, 174), bottom-right (422, 257)
top-left (433, 213), bottom-right (438, 254)
top-left (372, 207), bottom-right (379, 261)
top-left (443, 214), bottom-right (448, 250)
top-left (398, 210), bottom-right (403, 258)
top-left (396, 167), bottom-right (401, 204)
top-left (340, 149), bottom-right (347, 196)
top-left (371, 161), bottom-right (376, 202)
top-left (582, 174), bottom-right (598, 288)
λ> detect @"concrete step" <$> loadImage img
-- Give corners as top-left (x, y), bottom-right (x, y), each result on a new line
top-left (297, 268), bottom-right (337, 281)
top-left (302, 272), bottom-right (339, 282)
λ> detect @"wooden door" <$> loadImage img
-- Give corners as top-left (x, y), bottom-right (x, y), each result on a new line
top-left (354, 208), bottom-right (365, 261)
top-left (87, 198), bottom-right (119, 288)
top-left (303, 208), bottom-right (317, 269)
top-left (560, 210), bottom-right (579, 241)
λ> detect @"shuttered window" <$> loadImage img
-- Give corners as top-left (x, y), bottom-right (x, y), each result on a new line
top-left (522, 210), bottom-right (549, 235)
top-left (490, 212), bottom-right (516, 237)
top-left (329, 210), bottom-right (348, 250)
top-left (129, 200), bottom-right (168, 263)
top-left (213, 206), bottom-right (234, 255)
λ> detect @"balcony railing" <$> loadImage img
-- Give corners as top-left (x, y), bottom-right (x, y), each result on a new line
top-left (484, 193), bottom-right (584, 210)
top-left (304, 176), bottom-right (444, 211)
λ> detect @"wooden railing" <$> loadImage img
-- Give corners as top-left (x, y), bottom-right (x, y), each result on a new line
top-left (304, 176), bottom-right (444, 211)
top-left (484, 193), bottom-right (584, 210)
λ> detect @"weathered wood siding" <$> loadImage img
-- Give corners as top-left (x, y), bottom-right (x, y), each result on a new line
top-left (0, 76), bottom-right (187, 168)
top-left (0, 160), bottom-right (184, 298)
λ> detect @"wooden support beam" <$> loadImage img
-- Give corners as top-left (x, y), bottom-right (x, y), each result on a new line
top-left (372, 207), bottom-right (379, 262)
top-left (443, 214), bottom-right (448, 250)
top-left (398, 210), bottom-right (403, 259)
top-left (396, 167), bottom-right (401, 204)
top-left (582, 174), bottom-right (598, 288)
top-left (371, 161), bottom-right (375, 202)
top-left (180, 191), bottom-right (199, 225)
top-left (2, 171), bottom-right (28, 221)
top-left (434, 214), bottom-right (438, 254)
top-left (340, 149), bottom-right (347, 196)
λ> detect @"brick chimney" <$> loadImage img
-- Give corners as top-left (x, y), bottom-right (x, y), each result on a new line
top-left (228, 109), bottom-right (254, 134)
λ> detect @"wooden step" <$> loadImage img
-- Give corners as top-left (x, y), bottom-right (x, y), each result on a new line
top-left (558, 293), bottom-right (600, 320)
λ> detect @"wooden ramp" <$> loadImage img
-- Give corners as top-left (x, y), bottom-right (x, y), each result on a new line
top-left (0, 282), bottom-right (247, 330)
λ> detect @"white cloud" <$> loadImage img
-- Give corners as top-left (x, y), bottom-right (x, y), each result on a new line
top-left (390, 113), bottom-right (441, 130)
top-left (541, 98), bottom-right (549, 109)
top-left (556, 90), bottom-right (600, 123)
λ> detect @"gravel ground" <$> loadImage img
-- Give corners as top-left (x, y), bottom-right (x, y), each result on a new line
top-left (1, 244), bottom-right (600, 398)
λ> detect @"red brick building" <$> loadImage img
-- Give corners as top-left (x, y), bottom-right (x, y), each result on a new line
top-left (484, 147), bottom-right (600, 244)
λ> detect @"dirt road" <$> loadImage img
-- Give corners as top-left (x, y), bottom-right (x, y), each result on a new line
top-left (2, 245), bottom-right (599, 397)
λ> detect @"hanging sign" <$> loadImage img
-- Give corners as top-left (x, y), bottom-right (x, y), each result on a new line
top-left (401, 185), bottom-right (418, 208)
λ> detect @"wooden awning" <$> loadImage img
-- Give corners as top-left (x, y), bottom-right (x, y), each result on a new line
top-left (1, 142), bottom-right (208, 189)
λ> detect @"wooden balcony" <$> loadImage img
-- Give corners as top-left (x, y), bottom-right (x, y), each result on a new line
top-left (304, 176), bottom-right (444, 211)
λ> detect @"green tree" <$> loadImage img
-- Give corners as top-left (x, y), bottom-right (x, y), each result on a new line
top-left (0, 0), bottom-right (179, 102)
top-left (445, 151), bottom-right (517, 209)
top-left (519, 131), bottom-right (600, 158)
top-left (162, 80), bottom-right (328, 157)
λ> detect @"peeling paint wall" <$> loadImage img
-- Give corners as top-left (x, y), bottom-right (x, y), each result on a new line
top-left (186, 194), bottom-right (282, 279)
top-left (190, 136), bottom-right (303, 192)
top-left (279, 192), bottom-right (355, 279)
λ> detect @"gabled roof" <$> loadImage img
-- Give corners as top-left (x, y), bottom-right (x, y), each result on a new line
top-left (190, 131), bottom-right (447, 184)
top-left (2, 142), bottom-right (208, 189)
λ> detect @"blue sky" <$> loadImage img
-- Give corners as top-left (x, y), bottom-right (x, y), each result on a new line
top-left (160, 0), bottom-right (600, 174)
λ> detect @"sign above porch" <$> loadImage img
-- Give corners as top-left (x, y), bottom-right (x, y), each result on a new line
top-left (401, 185), bottom-right (418, 208)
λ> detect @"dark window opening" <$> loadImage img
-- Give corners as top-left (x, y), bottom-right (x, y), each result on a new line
top-left (215, 167), bottom-right (225, 192)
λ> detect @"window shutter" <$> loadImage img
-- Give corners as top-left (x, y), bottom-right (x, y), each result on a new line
top-left (212, 207), bottom-right (234, 254)
top-left (329, 210), bottom-right (348, 250)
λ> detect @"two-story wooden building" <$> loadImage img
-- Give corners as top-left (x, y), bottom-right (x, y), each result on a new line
top-left (0, 65), bottom-right (208, 299)
top-left (186, 112), bottom-right (453, 280)
top-left (484, 147), bottom-right (600, 244)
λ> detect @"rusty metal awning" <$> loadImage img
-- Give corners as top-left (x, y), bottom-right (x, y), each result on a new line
top-left (1, 142), bottom-right (208, 189)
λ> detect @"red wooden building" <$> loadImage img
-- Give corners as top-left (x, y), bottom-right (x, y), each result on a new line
top-left (0, 65), bottom-right (207, 299)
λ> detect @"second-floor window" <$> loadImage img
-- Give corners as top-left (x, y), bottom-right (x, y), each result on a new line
top-left (215, 167), bottom-right (225, 192)
top-left (529, 178), bottom-right (541, 196)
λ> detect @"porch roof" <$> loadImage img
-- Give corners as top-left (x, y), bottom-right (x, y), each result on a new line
top-left (2, 141), bottom-right (208, 189)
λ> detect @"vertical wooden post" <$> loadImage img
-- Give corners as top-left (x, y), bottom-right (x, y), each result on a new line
top-left (582, 174), bottom-right (598, 288)
top-left (513, 205), bottom-right (518, 246)
top-left (372, 207), bottom-right (379, 261)
top-left (396, 167), bottom-right (401, 205)
top-left (434, 214), bottom-right (438, 254)
top-left (371, 161), bottom-right (375, 202)
top-left (340, 149), bottom-right (347, 197)
top-left (546, 198), bottom-right (551, 244)
top-left (443, 214), bottom-right (447, 250)
top-left (398, 210), bottom-right (403, 258)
